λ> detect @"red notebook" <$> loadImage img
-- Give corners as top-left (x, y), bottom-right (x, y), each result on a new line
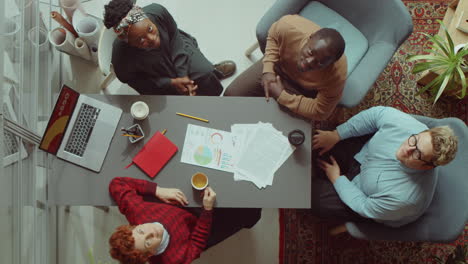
top-left (126, 132), bottom-right (178, 178)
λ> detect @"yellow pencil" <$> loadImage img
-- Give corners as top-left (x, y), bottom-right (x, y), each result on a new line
top-left (176, 112), bottom-right (209, 123)
top-left (161, 129), bottom-right (167, 135)
top-left (122, 134), bottom-right (142, 138)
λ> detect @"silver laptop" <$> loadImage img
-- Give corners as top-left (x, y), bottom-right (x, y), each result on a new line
top-left (39, 85), bottom-right (122, 172)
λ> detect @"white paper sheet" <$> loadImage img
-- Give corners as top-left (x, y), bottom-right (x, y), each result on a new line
top-left (236, 125), bottom-right (292, 185)
top-left (231, 122), bottom-right (295, 189)
top-left (231, 124), bottom-right (258, 168)
top-left (181, 124), bottom-right (236, 172)
top-left (181, 122), bottom-right (295, 189)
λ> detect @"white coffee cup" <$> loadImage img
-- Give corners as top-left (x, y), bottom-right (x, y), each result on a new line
top-left (191, 172), bottom-right (209, 190)
top-left (130, 101), bottom-right (149, 120)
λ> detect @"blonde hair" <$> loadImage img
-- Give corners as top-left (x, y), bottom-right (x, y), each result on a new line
top-left (427, 126), bottom-right (458, 166)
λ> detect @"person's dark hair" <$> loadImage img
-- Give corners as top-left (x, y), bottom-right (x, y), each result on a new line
top-left (312, 28), bottom-right (345, 61)
top-left (103, 0), bottom-right (134, 29)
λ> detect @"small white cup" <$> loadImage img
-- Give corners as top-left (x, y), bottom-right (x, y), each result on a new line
top-left (191, 172), bottom-right (209, 190)
top-left (130, 101), bottom-right (149, 120)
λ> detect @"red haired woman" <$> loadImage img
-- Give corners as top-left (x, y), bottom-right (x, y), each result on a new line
top-left (108, 177), bottom-right (261, 264)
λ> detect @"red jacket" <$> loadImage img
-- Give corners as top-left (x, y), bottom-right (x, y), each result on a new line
top-left (109, 177), bottom-right (212, 264)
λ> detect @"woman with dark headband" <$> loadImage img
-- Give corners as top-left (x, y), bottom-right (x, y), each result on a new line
top-left (104, 0), bottom-right (236, 95)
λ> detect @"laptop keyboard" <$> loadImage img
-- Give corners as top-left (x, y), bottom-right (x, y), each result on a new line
top-left (64, 103), bottom-right (101, 157)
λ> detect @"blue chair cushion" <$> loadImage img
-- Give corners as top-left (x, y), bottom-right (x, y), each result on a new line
top-left (299, 1), bottom-right (369, 76)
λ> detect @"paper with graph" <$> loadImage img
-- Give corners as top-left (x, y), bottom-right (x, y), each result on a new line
top-left (181, 124), bottom-right (235, 172)
top-left (181, 123), bottom-right (295, 189)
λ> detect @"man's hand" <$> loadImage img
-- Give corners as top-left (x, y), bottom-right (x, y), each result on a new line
top-left (267, 75), bottom-right (285, 100)
top-left (171, 76), bottom-right (194, 95)
top-left (318, 156), bottom-right (341, 184)
top-left (312, 130), bottom-right (341, 155)
top-left (202, 187), bottom-right (216, 211)
top-left (261, 72), bottom-right (276, 101)
top-left (155, 187), bottom-right (189, 206)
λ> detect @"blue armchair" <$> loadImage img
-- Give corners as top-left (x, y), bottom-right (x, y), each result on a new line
top-left (340, 115), bottom-right (468, 242)
top-left (249, 0), bottom-right (413, 107)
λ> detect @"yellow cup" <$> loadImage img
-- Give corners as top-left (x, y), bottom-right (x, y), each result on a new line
top-left (191, 172), bottom-right (208, 190)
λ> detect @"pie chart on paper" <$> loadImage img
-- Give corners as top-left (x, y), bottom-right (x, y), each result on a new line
top-left (193, 145), bottom-right (213, 165)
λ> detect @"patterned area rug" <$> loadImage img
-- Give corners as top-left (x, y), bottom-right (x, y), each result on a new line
top-left (280, 0), bottom-right (468, 263)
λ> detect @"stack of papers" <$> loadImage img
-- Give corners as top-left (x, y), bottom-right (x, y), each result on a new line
top-left (181, 123), bottom-right (295, 189)
top-left (231, 123), bottom-right (295, 188)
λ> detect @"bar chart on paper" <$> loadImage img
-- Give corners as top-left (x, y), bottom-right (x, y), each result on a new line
top-left (181, 124), bottom-right (235, 172)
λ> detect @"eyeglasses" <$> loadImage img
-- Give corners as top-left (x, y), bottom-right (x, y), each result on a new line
top-left (408, 134), bottom-right (434, 166)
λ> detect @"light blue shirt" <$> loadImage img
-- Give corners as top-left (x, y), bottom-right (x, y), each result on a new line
top-left (334, 106), bottom-right (438, 227)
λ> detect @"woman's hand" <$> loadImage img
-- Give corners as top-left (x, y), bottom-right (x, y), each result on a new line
top-left (171, 76), bottom-right (195, 95)
top-left (186, 83), bottom-right (198, 96)
top-left (155, 187), bottom-right (189, 206)
top-left (202, 187), bottom-right (216, 211)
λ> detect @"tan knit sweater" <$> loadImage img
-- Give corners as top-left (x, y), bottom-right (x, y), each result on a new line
top-left (263, 15), bottom-right (347, 120)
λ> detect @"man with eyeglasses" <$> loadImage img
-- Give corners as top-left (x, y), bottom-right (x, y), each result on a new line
top-left (311, 106), bottom-right (458, 228)
top-left (224, 15), bottom-right (347, 121)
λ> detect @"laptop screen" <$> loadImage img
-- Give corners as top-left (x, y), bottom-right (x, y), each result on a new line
top-left (39, 85), bottom-right (79, 155)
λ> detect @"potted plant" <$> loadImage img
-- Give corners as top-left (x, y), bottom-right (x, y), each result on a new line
top-left (407, 20), bottom-right (468, 104)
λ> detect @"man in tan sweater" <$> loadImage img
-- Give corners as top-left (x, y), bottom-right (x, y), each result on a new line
top-left (224, 15), bottom-right (347, 120)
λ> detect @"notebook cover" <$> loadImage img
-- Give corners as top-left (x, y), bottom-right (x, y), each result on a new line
top-left (132, 132), bottom-right (178, 178)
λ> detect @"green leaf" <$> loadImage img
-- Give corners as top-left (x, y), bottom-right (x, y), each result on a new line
top-left (407, 54), bottom-right (430, 61)
top-left (424, 48), bottom-right (437, 54)
top-left (434, 73), bottom-right (451, 104)
top-left (456, 67), bottom-right (466, 89)
top-left (432, 35), bottom-right (451, 56)
top-left (407, 54), bottom-right (450, 62)
top-left (431, 50), bottom-right (450, 58)
top-left (459, 83), bottom-right (467, 99)
top-left (412, 62), bottom-right (449, 73)
top-left (438, 20), bottom-right (455, 53)
top-left (457, 49), bottom-right (468, 56)
top-left (452, 67), bottom-right (467, 99)
top-left (417, 73), bottom-right (444, 95)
